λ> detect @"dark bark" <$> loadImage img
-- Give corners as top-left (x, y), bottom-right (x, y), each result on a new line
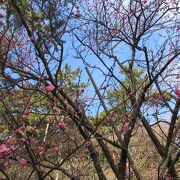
top-left (96, 136), bottom-right (120, 179)
top-left (141, 116), bottom-right (178, 178)
top-left (78, 126), bottom-right (106, 180)
top-left (166, 99), bottom-right (180, 150)
top-left (118, 113), bottom-right (140, 179)
top-left (141, 116), bottom-right (166, 157)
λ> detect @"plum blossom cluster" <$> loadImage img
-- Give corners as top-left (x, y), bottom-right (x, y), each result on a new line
top-left (105, 116), bottom-right (112, 122)
top-left (40, 85), bottom-right (67, 93)
top-left (57, 122), bottom-right (66, 131)
top-left (45, 85), bottom-right (55, 92)
top-left (36, 146), bottom-right (45, 156)
top-left (84, 140), bottom-right (91, 148)
top-left (74, 13), bottom-right (80, 19)
top-left (0, 144), bottom-right (12, 158)
top-left (0, 139), bottom-right (28, 168)
top-left (175, 89), bottom-right (180, 97)
top-left (0, 13), bottom-right (5, 18)
top-left (123, 123), bottom-right (131, 134)
top-left (18, 158), bottom-right (27, 165)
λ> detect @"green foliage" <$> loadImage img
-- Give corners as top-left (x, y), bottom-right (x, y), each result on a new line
top-left (58, 64), bottom-right (89, 94)
top-left (6, 0), bottom-right (29, 28)
top-left (5, 0), bottom-right (45, 29)
top-left (108, 66), bottom-right (146, 113)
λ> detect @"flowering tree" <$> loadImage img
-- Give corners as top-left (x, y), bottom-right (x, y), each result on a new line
top-left (72, 0), bottom-right (180, 179)
top-left (0, 0), bottom-right (179, 179)
top-left (0, 0), bottom-right (93, 179)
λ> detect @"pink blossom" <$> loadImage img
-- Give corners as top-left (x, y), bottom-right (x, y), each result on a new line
top-left (19, 138), bottom-right (25, 143)
top-left (24, 110), bottom-right (30, 116)
top-left (6, 139), bottom-right (14, 146)
top-left (18, 158), bottom-right (27, 165)
top-left (45, 85), bottom-right (55, 92)
top-left (66, 118), bottom-right (71, 124)
top-left (27, 137), bottom-right (35, 143)
top-left (79, 108), bottom-right (83, 114)
top-left (123, 123), bottom-right (131, 133)
top-left (10, 89), bottom-right (17, 95)
top-left (130, 9), bottom-right (135, 14)
top-left (84, 140), bottom-right (91, 148)
top-left (66, 105), bottom-right (73, 113)
top-left (102, 86), bottom-right (107, 90)
top-left (175, 89), bottom-right (180, 97)
top-left (16, 128), bottom-right (24, 135)
top-left (105, 116), bottom-right (112, 122)
top-left (74, 13), bottom-right (80, 19)
top-left (165, 174), bottom-right (172, 180)
top-left (0, 144), bottom-right (11, 157)
top-left (64, 100), bottom-right (68, 105)
top-left (3, 161), bottom-right (10, 168)
top-left (22, 110), bottom-right (30, 119)
top-left (0, 13), bottom-right (5, 18)
top-left (3, 160), bottom-right (13, 168)
top-left (166, 177), bottom-right (172, 180)
top-left (157, 94), bottom-right (163, 101)
top-left (57, 122), bottom-right (66, 131)
top-left (53, 145), bottom-right (62, 152)
top-left (36, 146), bottom-right (44, 156)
